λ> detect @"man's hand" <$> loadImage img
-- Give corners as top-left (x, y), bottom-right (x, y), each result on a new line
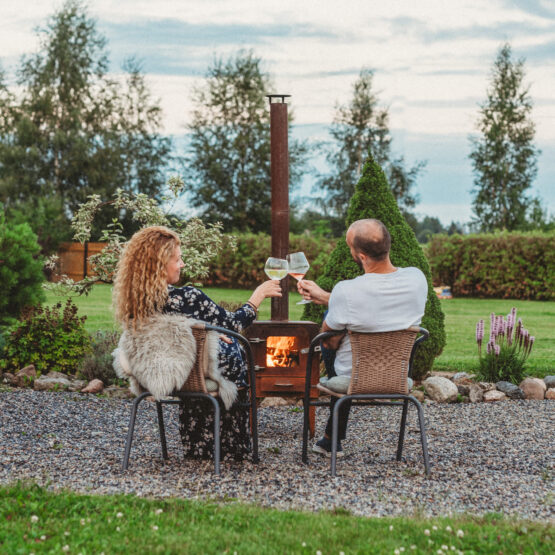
top-left (297, 280), bottom-right (331, 305)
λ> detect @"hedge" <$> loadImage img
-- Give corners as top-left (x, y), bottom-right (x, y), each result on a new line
top-left (203, 233), bottom-right (336, 288)
top-left (426, 232), bottom-right (555, 300)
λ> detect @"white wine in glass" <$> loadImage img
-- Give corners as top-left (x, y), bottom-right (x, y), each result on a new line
top-left (286, 252), bottom-right (311, 304)
top-left (264, 257), bottom-right (288, 281)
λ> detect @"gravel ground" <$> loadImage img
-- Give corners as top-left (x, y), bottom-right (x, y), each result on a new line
top-left (0, 390), bottom-right (553, 521)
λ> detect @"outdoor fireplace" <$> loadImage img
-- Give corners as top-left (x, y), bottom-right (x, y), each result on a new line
top-left (245, 95), bottom-right (321, 436)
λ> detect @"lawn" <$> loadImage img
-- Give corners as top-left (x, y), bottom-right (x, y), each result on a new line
top-left (1, 482), bottom-right (552, 554)
top-left (45, 285), bottom-right (554, 378)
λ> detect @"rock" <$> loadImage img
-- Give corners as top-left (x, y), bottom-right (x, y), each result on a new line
top-left (14, 365), bottom-right (37, 388)
top-left (430, 371), bottom-right (456, 379)
top-left (452, 372), bottom-right (471, 382)
top-left (259, 396), bottom-right (291, 408)
top-left (410, 390), bottom-right (425, 403)
top-left (457, 384), bottom-right (470, 396)
top-left (423, 376), bottom-right (459, 403)
top-left (68, 380), bottom-right (87, 392)
top-left (468, 384), bottom-right (484, 403)
top-left (483, 390), bottom-right (508, 402)
top-left (34, 376), bottom-right (72, 392)
top-left (478, 382), bottom-right (495, 391)
top-left (103, 386), bottom-right (133, 399)
top-left (519, 378), bottom-right (546, 400)
top-left (545, 388), bottom-right (555, 400)
top-left (3, 372), bottom-right (17, 386)
top-left (543, 376), bottom-right (555, 389)
top-left (495, 381), bottom-right (525, 399)
top-left (81, 379), bottom-right (104, 394)
top-left (46, 371), bottom-right (68, 380)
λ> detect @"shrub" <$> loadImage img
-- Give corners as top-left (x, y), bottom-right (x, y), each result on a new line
top-left (0, 299), bottom-right (91, 375)
top-left (475, 308), bottom-right (535, 384)
top-left (303, 156), bottom-right (446, 380)
top-left (0, 208), bottom-right (45, 326)
top-left (203, 233), bottom-right (336, 288)
top-left (78, 330), bottom-right (121, 385)
top-left (426, 232), bottom-right (555, 300)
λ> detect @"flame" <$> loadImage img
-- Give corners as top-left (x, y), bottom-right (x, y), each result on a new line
top-left (266, 336), bottom-right (298, 367)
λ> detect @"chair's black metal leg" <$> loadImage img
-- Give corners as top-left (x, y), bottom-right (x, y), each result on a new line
top-left (207, 396), bottom-right (221, 475)
top-left (122, 392), bottom-right (151, 471)
top-left (411, 397), bottom-right (430, 476)
top-left (156, 401), bottom-right (169, 461)
top-left (331, 397), bottom-right (349, 477)
top-left (396, 398), bottom-right (409, 461)
top-left (302, 387), bottom-right (311, 464)
top-left (250, 389), bottom-right (259, 464)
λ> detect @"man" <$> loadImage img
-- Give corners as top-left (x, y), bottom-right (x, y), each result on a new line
top-left (298, 218), bottom-right (428, 457)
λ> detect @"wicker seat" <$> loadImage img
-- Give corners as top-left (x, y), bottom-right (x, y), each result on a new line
top-left (302, 327), bottom-right (430, 476)
top-left (121, 324), bottom-right (258, 475)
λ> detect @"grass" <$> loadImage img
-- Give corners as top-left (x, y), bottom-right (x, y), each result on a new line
top-left (45, 285), bottom-right (554, 378)
top-left (1, 482), bottom-right (553, 554)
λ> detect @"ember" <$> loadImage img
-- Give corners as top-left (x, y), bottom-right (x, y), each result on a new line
top-left (266, 336), bottom-right (299, 367)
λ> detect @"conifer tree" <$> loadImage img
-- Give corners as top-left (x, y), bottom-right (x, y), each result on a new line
top-left (303, 156), bottom-right (445, 379)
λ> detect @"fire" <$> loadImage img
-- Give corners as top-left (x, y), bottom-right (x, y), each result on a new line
top-left (266, 336), bottom-right (298, 367)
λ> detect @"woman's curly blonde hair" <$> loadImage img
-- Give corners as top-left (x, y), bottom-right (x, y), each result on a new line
top-left (113, 226), bottom-right (180, 329)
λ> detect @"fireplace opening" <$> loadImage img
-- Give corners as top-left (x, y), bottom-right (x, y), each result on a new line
top-left (266, 336), bottom-right (300, 368)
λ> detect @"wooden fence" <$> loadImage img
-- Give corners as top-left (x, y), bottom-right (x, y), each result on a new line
top-left (51, 242), bottom-right (107, 282)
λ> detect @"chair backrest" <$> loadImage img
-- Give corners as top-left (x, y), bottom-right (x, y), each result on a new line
top-left (179, 325), bottom-right (210, 394)
top-left (348, 327), bottom-right (421, 395)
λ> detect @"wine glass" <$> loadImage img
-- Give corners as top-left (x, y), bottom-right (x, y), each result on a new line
top-left (286, 252), bottom-right (311, 304)
top-left (264, 257), bottom-right (289, 281)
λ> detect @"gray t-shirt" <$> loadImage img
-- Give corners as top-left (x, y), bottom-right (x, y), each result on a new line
top-left (325, 266), bottom-right (428, 376)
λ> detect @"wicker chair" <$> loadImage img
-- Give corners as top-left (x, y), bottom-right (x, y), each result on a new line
top-left (121, 324), bottom-right (258, 475)
top-left (302, 327), bottom-right (430, 476)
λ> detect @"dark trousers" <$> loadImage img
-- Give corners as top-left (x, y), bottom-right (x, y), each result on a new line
top-left (321, 345), bottom-right (352, 441)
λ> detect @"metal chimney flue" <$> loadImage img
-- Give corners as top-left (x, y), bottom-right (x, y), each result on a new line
top-left (267, 94), bottom-right (290, 321)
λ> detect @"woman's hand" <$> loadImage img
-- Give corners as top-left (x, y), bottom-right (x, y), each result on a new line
top-left (297, 280), bottom-right (330, 305)
top-left (248, 280), bottom-right (282, 309)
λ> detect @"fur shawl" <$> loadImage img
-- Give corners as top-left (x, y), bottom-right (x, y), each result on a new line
top-left (112, 313), bottom-right (238, 409)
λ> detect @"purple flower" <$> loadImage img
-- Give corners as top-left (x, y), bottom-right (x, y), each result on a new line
top-left (476, 320), bottom-right (484, 344)
top-left (494, 344), bottom-right (500, 356)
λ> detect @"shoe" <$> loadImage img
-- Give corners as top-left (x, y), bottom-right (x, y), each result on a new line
top-left (312, 437), bottom-right (344, 458)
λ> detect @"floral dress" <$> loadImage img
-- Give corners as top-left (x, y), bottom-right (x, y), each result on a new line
top-left (164, 286), bottom-right (257, 461)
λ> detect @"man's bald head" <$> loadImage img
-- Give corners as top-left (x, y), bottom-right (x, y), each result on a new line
top-left (347, 219), bottom-right (391, 261)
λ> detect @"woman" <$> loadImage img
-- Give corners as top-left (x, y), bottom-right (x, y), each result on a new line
top-left (113, 225), bottom-right (281, 461)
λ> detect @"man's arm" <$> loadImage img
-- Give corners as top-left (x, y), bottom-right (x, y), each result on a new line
top-left (297, 280), bottom-right (331, 305)
top-left (321, 319), bottom-right (345, 350)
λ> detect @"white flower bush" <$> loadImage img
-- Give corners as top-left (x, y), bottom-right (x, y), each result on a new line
top-left (46, 176), bottom-right (234, 295)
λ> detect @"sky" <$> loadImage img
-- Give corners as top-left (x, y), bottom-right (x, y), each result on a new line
top-left (1, 0), bottom-right (554, 225)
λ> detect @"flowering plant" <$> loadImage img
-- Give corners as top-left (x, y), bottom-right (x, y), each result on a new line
top-left (45, 176), bottom-right (234, 295)
top-left (475, 307), bottom-right (535, 384)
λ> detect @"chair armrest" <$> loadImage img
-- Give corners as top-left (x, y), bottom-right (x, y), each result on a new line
top-left (304, 330), bottom-right (346, 395)
top-left (408, 327), bottom-right (429, 378)
top-left (203, 324), bottom-right (256, 396)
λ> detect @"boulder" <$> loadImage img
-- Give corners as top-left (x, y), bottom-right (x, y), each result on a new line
top-left (423, 376), bottom-right (458, 403)
top-left (468, 384), bottom-right (484, 403)
top-left (3, 373), bottom-right (17, 386)
top-left (46, 371), bottom-right (68, 380)
top-left (519, 378), bottom-right (546, 400)
top-left (495, 381), bottom-right (525, 399)
top-left (452, 372), bottom-right (471, 382)
top-left (483, 390), bottom-right (508, 402)
top-left (457, 384), bottom-right (470, 396)
top-left (68, 380), bottom-right (87, 392)
top-left (478, 382), bottom-right (495, 391)
top-left (34, 375), bottom-right (72, 392)
top-left (543, 376), bottom-right (555, 389)
top-left (103, 386), bottom-right (133, 399)
top-left (545, 388), bottom-right (555, 400)
top-left (14, 365), bottom-right (37, 388)
top-left (410, 390), bottom-right (425, 403)
top-left (81, 379), bottom-right (104, 394)
top-left (259, 396), bottom-right (292, 407)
